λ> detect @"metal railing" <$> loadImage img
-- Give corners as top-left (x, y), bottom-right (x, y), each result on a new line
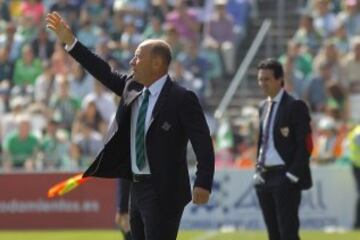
top-left (214, 19), bottom-right (272, 119)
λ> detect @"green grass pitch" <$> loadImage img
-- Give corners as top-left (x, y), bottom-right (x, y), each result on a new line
top-left (0, 230), bottom-right (359, 240)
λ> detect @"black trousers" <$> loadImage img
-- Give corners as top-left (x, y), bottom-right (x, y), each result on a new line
top-left (255, 169), bottom-right (301, 240)
top-left (352, 165), bottom-right (360, 229)
top-left (130, 180), bottom-right (184, 240)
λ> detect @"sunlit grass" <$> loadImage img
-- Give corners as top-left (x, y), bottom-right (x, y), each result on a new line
top-left (0, 230), bottom-right (359, 240)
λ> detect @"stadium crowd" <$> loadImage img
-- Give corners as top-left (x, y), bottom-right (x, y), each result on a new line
top-left (0, 0), bottom-right (252, 172)
top-left (1, 0), bottom-right (360, 175)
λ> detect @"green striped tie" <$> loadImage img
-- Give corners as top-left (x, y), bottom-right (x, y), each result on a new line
top-left (135, 89), bottom-right (150, 170)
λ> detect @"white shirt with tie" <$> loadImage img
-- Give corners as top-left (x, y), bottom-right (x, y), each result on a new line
top-left (260, 88), bottom-right (285, 167)
top-left (130, 74), bottom-right (167, 174)
top-left (259, 88), bottom-right (299, 182)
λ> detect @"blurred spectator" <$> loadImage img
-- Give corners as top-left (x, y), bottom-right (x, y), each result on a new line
top-left (0, 47), bottom-right (13, 94)
top-left (325, 80), bottom-right (347, 120)
top-left (166, 0), bottom-right (201, 42)
top-left (214, 118), bottom-right (234, 168)
top-left (20, 0), bottom-right (45, 25)
top-left (73, 122), bottom-right (103, 168)
top-left (17, 15), bottom-right (37, 43)
top-left (206, 0), bottom-right (235, 45)
top-left (0, 0), bottom-right (11, 22)
top-left (313, 40), bottom-right (342, 81)
top-left (82, 81), bottom-right (116, 124)
top-left (83, 0), bottom-right (110, 27)
top-left (142, 15), bottom-right (164, 39)
top-left (13, 44), bottom-right (43, 86)
top-left (50, 41), bottom-right (70, 75)
top-left (282, 55), bottom-right (306, 99)
top-left (108, 11), bottom-right (125, 44)
top-left (341, 36), bottom-right (360, 122)
top-left (0, 97), bottom-right (28, 142)
top-left (72, 100), bottom-right (107, 136)
top-left (226, 0), bottom-right (253, 48)
top-left (113, 0), bottom-right (148, 30)
top-left (68, 63), bottom-right (94, 102)
top-left (304, 61), bottom-right (332, 112)
top-left (312, 115), bottom-right (338, 165)
top-left (162, 24), bottom-right (185, 58)
top-left (8, 0), bottom-right (22, 19)
top-left (107, 13), bottom-right (127, 66)
top-left (292, 14), bottom-right (323, 55)
top-left (118, 17), bottom-right (143, 64)
top-left (0, 22), bottom-right (24, 62)
top-left (0, 83), bottom-right (9, 113)
top-left (50, 0), bottom-right (78, 16)
top-left (331, 21), bottom-right (350, 56)
top-left (312, 0), bottom-right (337, 38)
top-left (177, 41), bottom-right (210, 92)
top-left (337, 0), bottom-right (360, 38)
top-left (49, 0), bottom-right (80, 31)
top-left (233, 106), bottom-right (258, 169)
top-left (279, 40), bottom-right (313, 78)
top-left (31, 28), bottom-right (55, 61)
top-left (170, 59), bottom-right (204, 101)
top-left (49, 75), bottom-right (80, 131)
top-left (77, 11), bottom-right (102, 50)
top-left (27, 102), bottom-right (48, 137)
top-left (150, 0), bottom-right (172, 23)
top-left (95, 37), bottom-right (113, 62)
top-left (34, 60), bottom-right (56, 105)
top-left (2, 115), bottom-right (40, 172)
top-left (38, 119), bottom-right (69, 170)
top-left (331, 0), bottom-right (344, 13)
top-left (200, 39), bottom-right (223, 83)
top-left (205, 0), bottom-right (236, 76)
top-left (61, 142), bottom-right (82, 170)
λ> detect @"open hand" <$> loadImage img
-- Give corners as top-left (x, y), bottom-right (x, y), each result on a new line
top-left (46, 12), bottom-right (75, 46)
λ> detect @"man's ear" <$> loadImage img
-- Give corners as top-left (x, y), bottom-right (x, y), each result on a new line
top-left (152, 56), bottom-right (162, 70)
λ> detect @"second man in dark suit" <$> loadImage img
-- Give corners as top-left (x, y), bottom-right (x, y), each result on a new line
top-left (254, 58), bottom-right (313, 240)
top-left (46, 12), bottom-right (215, 240)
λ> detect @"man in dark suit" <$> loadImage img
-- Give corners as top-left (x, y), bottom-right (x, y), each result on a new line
top-left (254, 58), bottom-right (313, 240)
top-left (115, 179), bottom-right (132, 240)
top-left (46, 12), bottom-right (214, 240)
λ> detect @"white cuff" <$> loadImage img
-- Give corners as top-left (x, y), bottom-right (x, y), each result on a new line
top-left (64, 38), bottom-right (78, 52)
top-left (286, 172), bottom-right (299, 183)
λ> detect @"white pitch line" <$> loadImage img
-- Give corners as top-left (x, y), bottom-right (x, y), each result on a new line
top-left (193, 231), bottom-right (219, 240)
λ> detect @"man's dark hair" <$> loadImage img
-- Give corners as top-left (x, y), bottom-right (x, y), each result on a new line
top-left (151, 43), bottom-right (172, 67)
top-left (257, 58), bottom-right (284, 80)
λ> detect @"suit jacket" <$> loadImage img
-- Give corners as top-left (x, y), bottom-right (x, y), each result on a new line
top-left (117, 179), bottom-right (130, 214)
top-left (68, 41), bottom-right (215, 212)
top-left (257, 91), bottom-right (313, 190)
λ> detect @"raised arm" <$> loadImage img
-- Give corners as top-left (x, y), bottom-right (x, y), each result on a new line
top-left (46, 12), bottom-right (127, 96)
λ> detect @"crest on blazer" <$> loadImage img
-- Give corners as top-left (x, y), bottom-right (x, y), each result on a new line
top-left (280, 127), bottom-right (289, 137)
top-left (161, 121), bottom-right (171, 131)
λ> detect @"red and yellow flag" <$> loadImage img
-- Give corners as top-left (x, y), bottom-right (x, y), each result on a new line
top-left (47, 174), bottom-right (89, 198)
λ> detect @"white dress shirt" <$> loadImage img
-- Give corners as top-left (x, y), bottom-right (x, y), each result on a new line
top-left (65, 39), bottom-right (78, 51)
top-left (260, 88), bottom-right (285, 167)
top-left (130, 75), bottom-right (167, 174)
top-left (259, 88), bottom-right (299, 182)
